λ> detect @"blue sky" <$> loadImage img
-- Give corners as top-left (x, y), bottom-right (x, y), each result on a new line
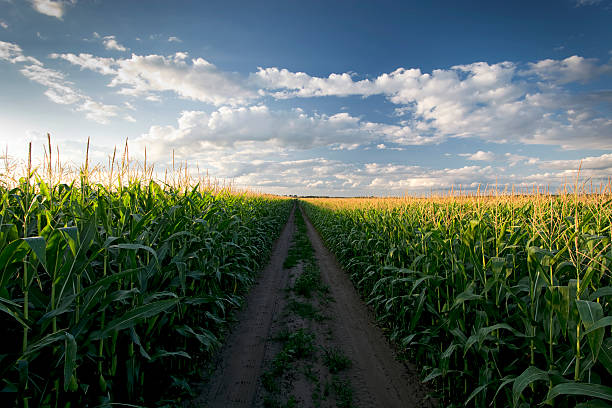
top-left (1, 0), bottom-right (611, 195)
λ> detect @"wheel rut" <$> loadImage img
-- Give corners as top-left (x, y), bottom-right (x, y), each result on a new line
top-left (193, 203), bottom-right (432, 408)
top-left (194, 205), bottom-right (296, 407)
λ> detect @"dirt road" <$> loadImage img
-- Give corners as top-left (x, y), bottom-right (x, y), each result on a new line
top-left (195, 204), bottom-right (432, 407)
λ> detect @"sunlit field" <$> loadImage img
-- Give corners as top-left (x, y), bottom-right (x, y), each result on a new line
top-left (0, 143), bottom-right (291, 406)
top-left (1, 140), bottom-right (610, 407)
top-left (303, 190), bottom-right (611, 407)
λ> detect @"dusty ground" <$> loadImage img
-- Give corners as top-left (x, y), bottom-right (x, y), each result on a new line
top-left (194, 204), bottom-right (432, 408)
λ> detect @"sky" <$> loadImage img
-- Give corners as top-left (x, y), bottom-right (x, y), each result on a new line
top-left (0, 0), bottom-right (611, 195)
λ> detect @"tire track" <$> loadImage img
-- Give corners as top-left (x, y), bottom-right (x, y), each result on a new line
top-left (195, 205), bottom-right (296, 408)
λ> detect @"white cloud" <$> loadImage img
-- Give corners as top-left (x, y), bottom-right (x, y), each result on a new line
top-left (76, 100), bottom-right (120, 124)
top-left (50, 52), bottom-right (116, 75)
top-left (575, 0), bottom-right (602, 6)
top-left (252, 67), bottom-right (378, 98)
top-left (137, 106), bottom-right (381, 160)
top-left (220, 153), bottom-right (611, 195)
top-left (1, 41), bottom-right (121, 124)
top-left (101, 35), bottom-right (127, 52)
top-left (504, 153), bottom-right (540, 167)
top-left (20, 64), bottom-right (81, 104)
top-left (29, 0), bottom-right (74, 19)
top-left (56, 52), bottom-right (257, 106)
top-left (0, 20), bottom-right (8, 29)
top-left (460, 150), bottom-right (495, 161)
top-left (19, 64), bottom-right (119, 123)
top-left (540, 153), bottom-right (612, 172)
top-left (523, 55), bottom-right (612, 84)
top-left (168, 36), bottom-right (182, 43)
top-left (256, 59), bottom-right (612, 150)
top-left (43, 49), bottom-right (612, 150)
top-left (0, 41), bottom-right (42, 65)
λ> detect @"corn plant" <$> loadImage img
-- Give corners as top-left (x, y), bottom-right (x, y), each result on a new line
top-left (0, 160), bottom-right (291, 406)
top-left (303, 191), bottom-right (611, 407)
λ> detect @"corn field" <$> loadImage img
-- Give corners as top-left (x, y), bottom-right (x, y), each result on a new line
top-left (303, 192), bottom-right (612, 407)
top-left (0, 161), bottom-right (291, 406)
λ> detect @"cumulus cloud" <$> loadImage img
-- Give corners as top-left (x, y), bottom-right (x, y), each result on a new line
top-left (460, 151), bottom-right (496, 161)
top-left (192, 154), bottom-right (521, 195)
top-left (29, 0), bottom-right (75, 19)
top-left (0, 20), bottom-right (8, 29)
top-left (50, 52), bottom-right (116, 74)
top-left (194, 152), bottom-right (610, 195)
top-left (101, 35), bottom-right (127, 52)
top-left (523, 55), bottom-right (612, 84)
top-left (55, 52), bottom-right (257, 105)
top-left (168, 36), bottom-right (182, 43)
top-left (256, 59), bottom-right (612, 150)
top-left (41, 47), bottom-right (612, 150)
top-left (540, 153), bottom-right (612, 172)
top-left (252, 67), bottom-right (378, 98)
top-left (504, 153), bottom-right (540, 167)
top-left (136, 106), bottom-right (384, 160)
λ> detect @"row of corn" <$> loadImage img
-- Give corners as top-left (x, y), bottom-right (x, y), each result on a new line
top-left (0, 175), bottom-right (291, 407)
top-left (302, 195), bottom-right (611, 407)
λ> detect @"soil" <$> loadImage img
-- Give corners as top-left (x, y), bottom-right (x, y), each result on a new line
top-left (193, 203), bottom-right (433, 408)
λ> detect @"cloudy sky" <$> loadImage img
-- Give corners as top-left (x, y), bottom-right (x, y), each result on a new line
top-left (1, 0), bottom-right (611, 195)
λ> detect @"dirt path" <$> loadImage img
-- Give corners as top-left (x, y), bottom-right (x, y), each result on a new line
top-left (303, 208), bottom-right (431, 408)
top-left (195, 203), bottom-right (432, 408)
top-left (194, 205), bottom-right (296, 407)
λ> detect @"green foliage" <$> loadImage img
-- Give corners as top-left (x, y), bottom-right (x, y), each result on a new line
top-left (0, 179), bottom-right (291, 406)
top-left (303, 195), bottom-right (612, 407)
top-left (321, 347), bottom-right (352, 374)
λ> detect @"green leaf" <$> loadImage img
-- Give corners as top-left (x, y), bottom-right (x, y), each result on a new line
top-left (491, 376), bottom-right (516, 405)
top-left (21, 331), bottom-right (66, 359)
top-left (0, 240), bottom-right (26, 287)
top-left (583, 317), bottom-right (612, 336)
top-left (465, 323), bottom-right (526, 355)
top-left (22, 236), bottom-right (47, 271)
top-left (512, 366), bottom-right (549, 407)
top-left (598, 338), bottom-right (612, 376)
top-left (111, 243), bottom-right (159, 265)
top-left (576, 300), bottom-right (605, 361)
top-left (574, 401), bottom-right (612, 408)
top-left (423, 367), bottom-right (442, 383)
top-left (0, 297), bottom-right (29, 329)
top-left (551, 285), bottom-right (570, 336)
top-left (150, 350), bottom-right (191, 362)
top-left (58, 227), bottom-right (78, 256)
top-left (466, 383), bottom-right (489, 406)
top-left (63, 333), bottom-right (77, 392)
top-left (544, 382), bottom-right (612, 404)
top-left (96, 299), bottom-right (178, 338)
top-left (590, 287), bottom-right (612, 301)
top-left (452, 284), bottom-right (481, 310)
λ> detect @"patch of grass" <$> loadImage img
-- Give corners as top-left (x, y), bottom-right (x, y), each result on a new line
top-left (272, 328), bottom-right (291, 342)
top-left (302, 363), bottom-right (318, 383)
top-left (263, 394), bottom-right (297, 408)
top-left (260, 328), bottom-right (315, 397)
top-left (262, 371), bottom-right (280, 393)
top-left (293, 264), bottom-right (327, 298)
top-left (284, 328), bottom-right (315, 359)
top-left (322, 347), bottom-right (352, 374)
top-left (331, 376), bottom-right (354, 408)
top-left (287, 300), bottom-right (326, 321)
top-left (283, 209), bottom-right (314, 269)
